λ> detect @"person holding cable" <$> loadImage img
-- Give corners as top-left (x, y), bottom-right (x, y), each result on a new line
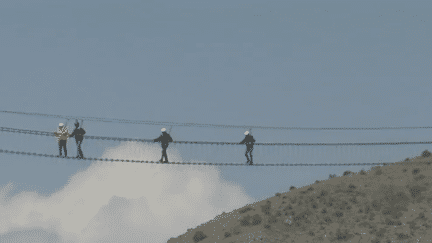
top-left (69, 119), bottom-right (86, 159)
top-left (153, 128), bottom-right (173, 163)
top-left (240, 131), bottom-right (255, 165)
top-left (54, 122), bottom-right (70, 157)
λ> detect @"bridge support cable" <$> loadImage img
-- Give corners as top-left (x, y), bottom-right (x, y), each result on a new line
top-left (2, 126), bottom-right (432, 146)
top-left (0, 148), bottom-right (395, 166)
top-left (2, 110), bottom-right (432, 130)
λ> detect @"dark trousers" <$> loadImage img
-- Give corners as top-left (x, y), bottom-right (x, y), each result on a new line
top-left (161, 146), bottom-right (168, 163)
top-left (59, 140), bottom-right (67, 156)
top-left (245, 147), bottom-right (253, 165)
top-left (76, 140), bottom-right (84, 158)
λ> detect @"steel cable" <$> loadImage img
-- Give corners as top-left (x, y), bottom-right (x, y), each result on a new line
top-left (0, 148), bottom-right (394, 166)
top-left (2, 110), bottom-right (432, 130)
top-left (1, 126), bottom-right (432, 146)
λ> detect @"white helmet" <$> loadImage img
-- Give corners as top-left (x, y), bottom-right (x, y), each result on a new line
top-left (161, 128), bottom-right (166, 132)
top-left (59, 123), bottom-right (64, 127)
top-left (244, 131), bottom-right (249, 135)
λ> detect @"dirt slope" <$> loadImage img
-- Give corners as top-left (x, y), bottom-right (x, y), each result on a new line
top-left (167, 153), bottom-right (432, 243)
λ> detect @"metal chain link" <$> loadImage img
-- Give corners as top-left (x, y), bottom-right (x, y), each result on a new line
top-left (2, 126), bottom-right (432, 146)
top-left (0, 149), bottom-right (390, 166)
top-left (2, 110), bottom-right (432, 130)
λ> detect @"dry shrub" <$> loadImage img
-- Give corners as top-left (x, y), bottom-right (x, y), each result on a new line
top-left (261, 201), bottom-right (272, 215)
top-left (240, 215), bottom-right (251, 226)
top-left (193, 231), bottom-right (207, 243)
top-left (275, 193), bottom-right (281, 197)
top-left (343, 170), bottom-right (352, 176)
top-left (414, 174), bottom-right (426, 181)
top-left (251, 214), bottom-right (262, 225)
top-left (422, 150), bottom-right (431, 158)
top-left (375, 169), bottom-right (383, 176)
top-left (239, 207), bottom-right (252, 214)
top-left (412, 168), bottom-right (420, 175)
top-left (348, 183), bottom-right (356, 189)
top-left (329, 174), bottom-right (337, 179)
top-left (290, 186), bottom-right (296, 190)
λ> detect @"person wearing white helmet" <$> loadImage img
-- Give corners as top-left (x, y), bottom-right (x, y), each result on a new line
top-left (54, 122), bottom-right (70, 157)
top-left (239, 130), bottom-right (255, 165)
top-left (153, 128), bottom-right (173, 163)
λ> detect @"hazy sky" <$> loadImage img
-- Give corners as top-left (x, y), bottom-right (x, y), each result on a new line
top-left (1, 0), bottom-right (431, 242)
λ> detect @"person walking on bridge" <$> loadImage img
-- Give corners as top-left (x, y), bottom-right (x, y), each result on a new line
top-left (54, 123), bottom-right (70, 157)
top-left (240, 131), bottom-right (255, 165)
top-left (153, 128), bottom-right (173, 163)
top-left (69, 120), bottom-right (86, 159)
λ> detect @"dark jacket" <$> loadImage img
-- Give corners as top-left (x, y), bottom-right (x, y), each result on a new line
top-left (240, 134), bottom-right (255, 148)
top-left (154, 132), bottom-right (173, 148)
top-left (70, 128), bottom-right (86, 141)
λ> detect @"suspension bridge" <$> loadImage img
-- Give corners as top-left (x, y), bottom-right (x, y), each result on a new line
top-left (1, 110), bottom-right (431, 166)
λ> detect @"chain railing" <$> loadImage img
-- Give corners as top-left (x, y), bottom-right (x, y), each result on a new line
top-left (0, 148), bottom-right (392, 166)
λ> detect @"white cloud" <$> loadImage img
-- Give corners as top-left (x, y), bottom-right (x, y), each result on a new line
top-left (0, 141), bottom-right (254, 243)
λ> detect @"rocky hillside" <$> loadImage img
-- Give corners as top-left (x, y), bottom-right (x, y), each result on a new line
top-left (168, 152), bottom-right (432, 243)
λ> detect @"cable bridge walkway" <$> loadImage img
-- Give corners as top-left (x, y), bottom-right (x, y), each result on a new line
top-left (1, 126), bottom-right (431, 166)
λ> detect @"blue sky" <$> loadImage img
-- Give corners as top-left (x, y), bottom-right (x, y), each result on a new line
top-left (0, 0), bottom-right (431, 242)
